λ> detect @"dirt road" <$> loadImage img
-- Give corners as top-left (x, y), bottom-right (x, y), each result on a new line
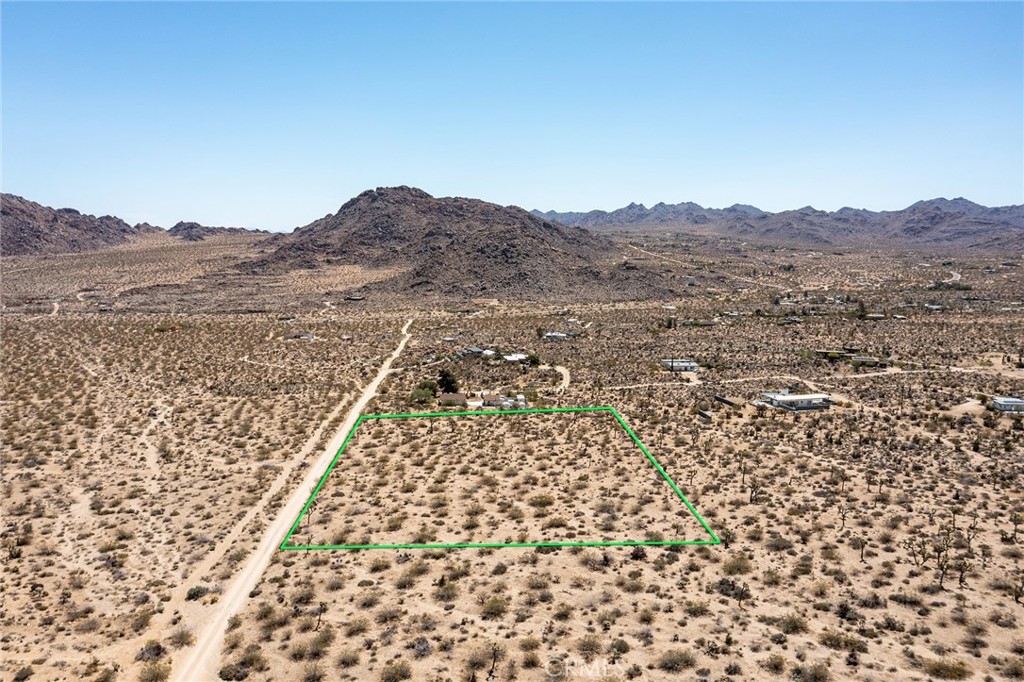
top-left (172, 318), bottom-right (415, 682)
top-left (541, 364), bottom-right (571, 393)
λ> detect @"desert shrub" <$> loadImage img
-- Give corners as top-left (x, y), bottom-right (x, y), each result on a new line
top-left (132, 609), bottom-right (155, 632)
top-left (657, 649), bottom-right (697, 672)
top-left (525, 575), bottom-right (550, 590)
top-left (1003, 658), bottom-right (1024, 679)
top-left (528, 494), bottom-right (554, 508)
top-left (876, 615), bottom-right (905, 632)
top-left (308, 626), bottom-right (335, 659)
top-left (344, 618), bottom-right (369, 637)
top-left (238, 644), bottom-right (268, 672)
top-left (138, 662), bottom-right (171, 682)
top-left (217, 664), bottom-right (247, 681)
top-left (765, 534), bottom-right (794, 551)
top-left (337, 649), bottom-right (360, 668)
top-left (379, 660), bottom-right (412, 682)
top-left (376, 607), bottom-right (402, 624)
top-left (577, 634), bottom-right (602, 662)
top-left (480, 596), bottom-right (508, 619)
top-left (168, 626), bottom-right (195, 648)
top-left (136, 640), bottom-right (167, 662)
top-left (791, 661), bottom-right (830, 681)
top-left (723, 555), bottom-right (752, 575)
top-left (608, 638), bottom-right (630, 656)
top-left (818, 630), bottom-right (867, 653)
top-left (519, 636), bottom-right (541, 651)
top-left (434, 582), bottom-right (459, 601)
top-left (777, 613), bottom-right (808, 634)
top-left (921, 658), bottom-right (971, 680)
top-left (761, 654), bottom-right (786, 674)
top-left (186, 586), bottom-right (209, 601)
top-left (13, 668), bottom-right (33, 682)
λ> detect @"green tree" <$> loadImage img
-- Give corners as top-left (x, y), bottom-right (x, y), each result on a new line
top-left (438, 369), bottom-right (459, 394)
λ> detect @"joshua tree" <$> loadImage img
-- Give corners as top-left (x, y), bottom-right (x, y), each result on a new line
top-left (315, 602), bottom-right (327, 631)
top-left (837, 505), bottom-right (850, 530)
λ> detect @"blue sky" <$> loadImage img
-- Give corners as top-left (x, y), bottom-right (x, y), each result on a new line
top-left (2, 2), bottom-right (1022, 230)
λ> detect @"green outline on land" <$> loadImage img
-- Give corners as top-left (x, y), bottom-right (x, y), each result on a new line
top-left (279, 406), bottom-right (719, 550)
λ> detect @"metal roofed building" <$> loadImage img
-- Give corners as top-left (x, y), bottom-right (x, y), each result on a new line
top-left (760, 390), bottom-right (832, 411)
top-left (993, 396), bottom-right (1024, 414)
top-left (661, 359), bottom-right (700, 372)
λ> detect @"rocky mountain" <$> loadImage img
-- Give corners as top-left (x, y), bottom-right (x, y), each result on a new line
top-left (245, 186), bottom-right (657, 298)
top-left (167, 221), bottom-right (267, 241)
top-left (534, 197), bottom-right (1024, 250)
top-left (1, 193), bottom-right (161, 257)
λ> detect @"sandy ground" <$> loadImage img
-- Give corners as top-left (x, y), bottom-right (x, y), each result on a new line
top-left (172, 318), bottom-right (415, 681)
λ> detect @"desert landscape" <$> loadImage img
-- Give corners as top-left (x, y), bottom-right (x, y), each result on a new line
top-left (3, 2), bottom-right (1022, 680)
top-left (2, 185), bottom-right (1023, 682)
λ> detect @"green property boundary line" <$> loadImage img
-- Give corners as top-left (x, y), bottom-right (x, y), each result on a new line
top-left (279, 406), bottom-right (720, 550)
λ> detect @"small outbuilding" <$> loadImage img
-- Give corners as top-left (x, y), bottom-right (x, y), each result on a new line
top-left (661, 359), bottom-right (699, 372)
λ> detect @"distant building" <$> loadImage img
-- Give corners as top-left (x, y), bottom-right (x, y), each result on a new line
top-left (439, 393), bottom-right (467, 407)
top-left (499, 395), bottom-right (528, 410)
top-left (287, 332), bottom-right (315, 341)
top-left (661, 359), bottom-right (699, 372)
top-left (993, 396), bottom-right (1024, 414)
top-left (543, 332), bottom-right (568, 341)
top-left (503, 353), bottom-right (528, 363)
top-left (760, 390), bottom-right (831, 411)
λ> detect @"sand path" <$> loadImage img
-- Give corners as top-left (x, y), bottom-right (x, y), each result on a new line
top-left (171, 318), bottom-right (415, 682)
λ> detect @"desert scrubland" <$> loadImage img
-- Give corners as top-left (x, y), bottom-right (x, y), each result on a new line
top-left (2, 237), bottom-right (1023, 682)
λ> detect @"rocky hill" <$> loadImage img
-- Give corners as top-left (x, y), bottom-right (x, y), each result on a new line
top-left (246, 186), bottom-right (659, 298)
top-left (1, 193), bottom-right (161, 256)
top-left (167, 221), bottom-right (267, 242)
top-left (535, 197), bottom-right (1024, 250)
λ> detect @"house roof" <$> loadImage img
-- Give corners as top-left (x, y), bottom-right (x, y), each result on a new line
top-left (762, 392), bottom-right (831, 402)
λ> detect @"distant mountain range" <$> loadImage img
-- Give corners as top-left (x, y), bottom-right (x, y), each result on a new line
top-left (0, 193), bottom-right (266, 256)
top-left (0, 193), bottom-right (162, 257)
top-left (4, 189), bottom-right (1022, 270)
top-left (533, 197), bottom-right (1024, 250)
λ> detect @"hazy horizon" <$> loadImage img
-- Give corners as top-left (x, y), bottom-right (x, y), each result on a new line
top-left (3, 2), bottom-right (1021, 230)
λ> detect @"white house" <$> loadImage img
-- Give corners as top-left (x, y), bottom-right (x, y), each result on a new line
top-left (544, 332), bottom-right (568, 341)
top-left (993, 396), bottom-right (1024, 414)
top-left (760, 390), bottom-right (832, 411)
top-left (503, 353), bottom-right (528, 363)
top-left (661, 359), bottom-right (699, 372)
